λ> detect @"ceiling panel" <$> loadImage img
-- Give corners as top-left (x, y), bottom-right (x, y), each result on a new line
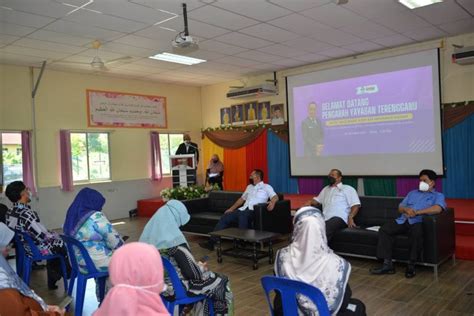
top-left (14, 38), bottom-right (86, 54)
top-left (271, 58), bottom-right (306, 67)
top-left (199, 39), bottom-right (248, 55)
top-left (372, 11), bottom-right (432, 33)
top-left (343, 0), bottom-right (409, 19)
top-left (0, 34), bottom-right (19, 46)
top-left (162, 18), bottom-right (231, 39)
top-left (266, 0), bottom-right (332, 12)
top-left (403, 26), bottom-right (447, 41)
top-left (316, 47), bottom-right (354, 58)
top-left (189, 5), bottom-right (258, 30)
top-left (0, 0), bottom-right (72, 18)
top-left (99, 42), bottom-right (157, 57)
top-left (213, 32), bottom-right (273, 49)
top-left (27, 29), bottom-right (93, 46)
top-left (0, 51), bottom-right (45, 65)
top-left (342, 41), bottom-right (383, 53)
top-left (413, 0), bottom-right (471, 25)
top-left (63, 10), bottom-right (148, 33)
top-left (45, 20), bottom-right (125, 41)
top-left (283, 37), bottom-right (334, 54)
top-left (233, 50), bottom-right (281, 63)
top-left (239, 23), bottom-right (299, 43)
top-left (134, 25), bottom-right (178, 41)
top-left (0, 7), bottom-right (55, 28)
top-left (0, 22), bottom-right (36, 37)
top-left (129, 0), bottom-right (206, 13)
top-left (0, 45), bottom-right (70, 60)
top-left (310, 28), bottom-right (363, 46)
top-left (438, 18), bottom-right (474, 35)
top-left (214, 55), bottom-right (260, 67)
top-left (184, 49), bottom-right (227, 61)
top-left (212, 0), bottom-right (292, 22)
top-left (87, 1), bottom-right (173, 24)
top-left (372, 34), bottom-right (414, 47)
top-left (301, 3), bottom-right (368, 29)
top-left (257, 44), bottom-right (308, 58)
top-left (293, 53), bottom-right (331, 62)
top-left (340, 20), bottom-right (396, 40)
top-left (456, 0), bottom-right (474, 15)
top-left (268, 13), bottom-right (331, 37)
top-left (133, 57), bottom-right (187, 70)
top-left (113, 34), bottom-right (169, 50)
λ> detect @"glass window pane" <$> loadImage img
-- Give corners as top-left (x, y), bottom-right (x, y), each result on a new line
top-left (87, 133), bottom-right (110, 180)
top-left (169, 134), bottom-right (184, 155)
top-left (70, 133), bottom-right (88, 181)
top-left (2, 133), bottom-right (23, 186)
top-left (159, 134), bottom-right (170, 175)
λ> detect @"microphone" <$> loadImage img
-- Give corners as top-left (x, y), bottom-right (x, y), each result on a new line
top-left (186, 143), bottom-right (199, 150)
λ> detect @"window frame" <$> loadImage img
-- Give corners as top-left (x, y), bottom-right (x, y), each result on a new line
top-left (70, 131), bottom-right (112, 184)
top-left (0, 131), bottom-right (23, 192)
top-left (159, 132), bottom-right (184, 176)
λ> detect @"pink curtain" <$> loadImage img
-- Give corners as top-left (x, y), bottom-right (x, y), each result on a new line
top-left (59, 130), bottom-right (74, 192)
top-left (297, 178), bottom-right (324, 194)
top-left (150, 132), bottom-right (162, 181)
top-left (21, 131), bottom-right (36, 195)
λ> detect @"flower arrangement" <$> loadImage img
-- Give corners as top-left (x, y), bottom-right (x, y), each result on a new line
top-left (160, 183), bottom-right (221, 201)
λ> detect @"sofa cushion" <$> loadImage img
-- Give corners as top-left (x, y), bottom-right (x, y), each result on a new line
top-left (356, 196), bottom-right (404, 227)
top-left (191, 212), bottom-right (222, 221)
top-left (208, 191), bottom-right (242, 213)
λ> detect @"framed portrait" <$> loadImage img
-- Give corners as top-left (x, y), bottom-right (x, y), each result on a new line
top-left (271, 103), bottom-right (285, 125)
top-left (231, 104), bottom-right (244, 125)
top-left (245, 101), bottom-right (258, 124)
top-left (220, 107), bottom-right (231, 126)
top-left (258, 101), bottom-right (271, 123)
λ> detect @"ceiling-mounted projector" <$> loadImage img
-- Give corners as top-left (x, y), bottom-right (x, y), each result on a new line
top-left (172, 3), bottom-right (199, 54)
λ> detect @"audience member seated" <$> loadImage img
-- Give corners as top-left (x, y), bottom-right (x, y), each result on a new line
top-left (206, 154), bottom-right (224, 190)
top-left (63, 188), bottom-right (124, 295)
top-left (5, 181), bottom-right (70, 290)
top-left (199, 169), bottom-right (278, 251)
top-left (305, 169), bottom-right (361, 242)
top-left (140, 200), bottom-right (233, 316)
top-left (0, 222), bottom-right (66, 316)
top-left (274, 207), bottom-right (366, 316)
top-left (370, 169), bottom-right (446, 278)
top-left (93, 242), bottom-right (169, 316)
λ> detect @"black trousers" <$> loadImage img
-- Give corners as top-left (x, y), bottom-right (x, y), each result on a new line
top-left (376, 220), bottom-right (423, 262)
top-left (326, 217), bottom-right (347, 242)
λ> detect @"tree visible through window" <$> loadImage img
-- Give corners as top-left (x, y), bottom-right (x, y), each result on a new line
top-left (1, 132), bottom-right (23, 188)
top-left (159, 133), bottom-right (183, 175)
top-left (70, 132), bottom-right (110, 182)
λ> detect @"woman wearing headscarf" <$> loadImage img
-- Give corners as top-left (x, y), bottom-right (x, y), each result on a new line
top-left (63, 187), bottom-right (123, 273)
top-left (0, 223), bottom-right (66, 316)
top-left (206, 154), bottom-right (224, 190)
top-left (139, 200), bottom-right (233, 316)
top-left (5, 181), bottom-right (69, 290)
top-left (93, 242), bottom-right (169, 316)
top-left (274, 207), bottom-right (366, 316)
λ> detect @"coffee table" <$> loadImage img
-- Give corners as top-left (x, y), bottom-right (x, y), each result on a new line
top-left (209, 228), bottom-right (281, 270)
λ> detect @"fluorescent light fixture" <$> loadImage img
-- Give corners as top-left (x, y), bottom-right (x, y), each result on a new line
top-left (398, 0), bottom-right (443, 9)
top-left (149, 52), bottom-right (206, 65)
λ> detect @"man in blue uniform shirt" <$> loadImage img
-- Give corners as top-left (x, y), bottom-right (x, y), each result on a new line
top-left (370, 169), bottom-right (446, 278)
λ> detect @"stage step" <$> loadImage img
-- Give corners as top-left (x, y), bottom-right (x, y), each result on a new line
top-left (456, 235), bottom-right (474, 260)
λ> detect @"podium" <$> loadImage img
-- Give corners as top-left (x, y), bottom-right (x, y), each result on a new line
top-left (170, 154), bottom-right (196, 187)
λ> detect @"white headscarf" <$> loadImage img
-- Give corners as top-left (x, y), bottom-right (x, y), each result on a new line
top-left (0, 223), bottom-right (14, 249)
top-left (275, 207), bottom-right (351, 315)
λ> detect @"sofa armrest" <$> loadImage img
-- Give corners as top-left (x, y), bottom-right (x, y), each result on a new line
top-left (254, 200), bottom-right (292, 234)
top-left (181, 198), bottom-right (210, 215)
top-left (422, 207), bottom-right (455, 264)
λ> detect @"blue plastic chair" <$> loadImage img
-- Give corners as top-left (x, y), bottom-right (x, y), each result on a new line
top-left (61, 235), bottom-right (108, 316)
top-left (261, 276), bottom-right (330, 316)
top-left (160, 256), bottom-right (215, 316)
top-left (14, 231), bottom-right (68, 291)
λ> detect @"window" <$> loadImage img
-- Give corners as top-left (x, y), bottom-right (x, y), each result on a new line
top-left (1, 132), bottom-right (23, 188)
top-left (70, 132), bottom-right (110, 182)
top-left (159, 133), bottom-right (184, 175)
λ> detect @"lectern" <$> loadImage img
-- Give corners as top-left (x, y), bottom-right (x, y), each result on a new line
top-left (170, 154), bottom-right (196, 187)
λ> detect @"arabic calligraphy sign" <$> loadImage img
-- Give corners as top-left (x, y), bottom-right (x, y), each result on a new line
top-left (87, 89), bottom-right (167, 128)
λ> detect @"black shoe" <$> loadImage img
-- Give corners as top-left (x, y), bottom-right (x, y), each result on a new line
top-left (198, 241), bottom-right (214, 251)
top-left (405, 264), bottom-right (416, 278)
top-left (370, 264), bottom-right (395, 275)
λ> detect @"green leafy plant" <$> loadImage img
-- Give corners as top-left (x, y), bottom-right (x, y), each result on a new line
top-left (160, 183), bottom-right (220, 201)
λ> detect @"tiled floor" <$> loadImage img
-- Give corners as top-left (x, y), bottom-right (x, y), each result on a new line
top-left (19, 217), bottom-right (474, 315)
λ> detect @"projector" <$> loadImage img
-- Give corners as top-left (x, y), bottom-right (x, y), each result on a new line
top-left (172, 35), bottom-right (199, 54)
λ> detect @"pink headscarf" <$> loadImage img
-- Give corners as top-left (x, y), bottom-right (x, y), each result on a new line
top-left (93, 242), bottom-right (169, 316)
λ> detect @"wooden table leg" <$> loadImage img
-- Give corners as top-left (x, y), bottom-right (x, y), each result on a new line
top-left (217, 238), bottom-right (223, 263)
top-left (252, 242), bottom-right (258, 270)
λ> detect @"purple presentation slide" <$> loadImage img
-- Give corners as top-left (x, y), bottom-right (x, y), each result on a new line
top-left (293, 66), bottom-right (435, 157)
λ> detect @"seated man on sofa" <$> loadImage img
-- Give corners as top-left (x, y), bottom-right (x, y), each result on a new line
top-left (305, 168), bottom-right (361, 242)
top-left (370, 169), bottom-right (446, 278)
top-left (199, 169), bottom-right (278, 251)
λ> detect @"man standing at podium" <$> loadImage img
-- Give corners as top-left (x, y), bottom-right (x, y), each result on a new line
top-left (175, 134), bottom-right (199, 163)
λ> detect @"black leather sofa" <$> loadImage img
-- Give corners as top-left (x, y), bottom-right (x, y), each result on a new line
top-left (329, 196), bottom-right (455, 278)
top-left (181, 191), bottom-right (292, 235)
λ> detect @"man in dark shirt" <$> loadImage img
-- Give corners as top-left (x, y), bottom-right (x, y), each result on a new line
top-left (370, 169), bottom-right (446, 278)
top-left (175, 134), bottom-right (199, 164)
top-left (301, 102), bottom-right (324, 157)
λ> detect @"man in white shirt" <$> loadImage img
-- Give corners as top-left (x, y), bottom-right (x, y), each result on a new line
top-left (305, 169), bottom-right (361, 241)
top-left (199, 169), bottom-right (279, 251)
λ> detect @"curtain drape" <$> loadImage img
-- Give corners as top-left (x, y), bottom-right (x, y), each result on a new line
top-left (59, 130), bottom-right (74, 192)
top-left (21, 131), bottom-right (36, 195)
top-left (150, 132), bottom-right (162, 181)
top-left (246, 129), bottom-right (268, 183)
top-left (223, 146), bottom-right (247, 191)
top-left (267, 131), bottom-right (298, 194)
top-left (363, 177), bottom-right (396, 196)
top-left (202, 136), bottom-right (224, 172)
top-left (297, 178), bottom-right (324, 195)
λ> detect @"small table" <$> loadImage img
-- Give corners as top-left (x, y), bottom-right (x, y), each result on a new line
top-left (209, 228), bottom-right (281, 270)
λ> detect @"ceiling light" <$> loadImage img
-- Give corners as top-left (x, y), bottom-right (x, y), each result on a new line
top-left (398, 0), bottom-right (443, 9)
top-left (149, 52), bottom-right (206, 65)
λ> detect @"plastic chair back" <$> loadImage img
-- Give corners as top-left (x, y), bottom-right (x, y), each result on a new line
top-left (161, 256), bottom-right (189, 299)
top-left (61, 234), bottom-right (101, 275)
top-left (261, 276), bottom-right (330, 316)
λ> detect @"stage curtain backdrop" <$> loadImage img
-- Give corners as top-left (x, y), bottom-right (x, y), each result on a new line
top-left (364, 177), bottom-right (397, 196)
top-left (202, 136), bottom-right (225, 171)
top-left (246, 129), bottom-right (269, 183)
top-left (203, 128), bottom-right (265, 149)
top-left (223, 146), bottom-right (247, 191)
top-left (267, 130), bottom-right (298, 194)
top-left (298, 178), bottom-right (324, 195)
top-left (442, 113), bottom-right (474, 198)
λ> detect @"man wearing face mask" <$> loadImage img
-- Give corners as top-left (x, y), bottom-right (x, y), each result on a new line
top-left (370, 169), bottom-right (446, 278)
top-left (304, 169), bottom-right (361, 242)
top-left (176, 133), bottom-right (199, 164)
top-left (5, 181), bottom-right (70, 290)
top-left (199, 169), bottom-right (278, 251)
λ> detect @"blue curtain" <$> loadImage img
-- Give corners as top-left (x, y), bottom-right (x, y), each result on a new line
top-left (442, 113), bottom-right (474, 198)
top-left (267, 131), bottom-right (299, 193)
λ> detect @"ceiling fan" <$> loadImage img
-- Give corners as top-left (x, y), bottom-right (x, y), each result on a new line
top-left (53, 40), bottom-right (132, 71)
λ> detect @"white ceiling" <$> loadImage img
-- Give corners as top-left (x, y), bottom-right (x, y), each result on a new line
top-left (0, 0), bottom-right (473, 86)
